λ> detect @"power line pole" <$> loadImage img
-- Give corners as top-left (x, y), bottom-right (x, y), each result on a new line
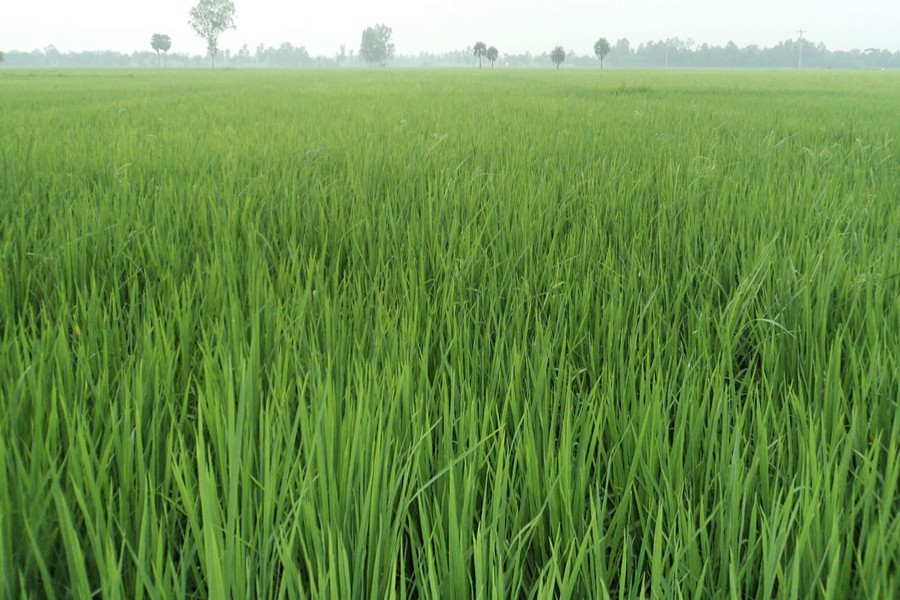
top-left (796, 29), bottom-right (807, 69)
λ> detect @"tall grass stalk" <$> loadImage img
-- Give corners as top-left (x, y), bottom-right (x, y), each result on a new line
top-left (1, 68), bottom-right (899, 597)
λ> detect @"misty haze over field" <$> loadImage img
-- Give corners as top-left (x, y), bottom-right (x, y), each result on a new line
top-left (1, 0), bottom-right (898, 58)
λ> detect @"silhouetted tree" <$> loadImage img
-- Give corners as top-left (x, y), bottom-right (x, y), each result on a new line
top-left (151, 33), bottom-right (172, 67)
top-left (486, 46), bottom-right (499, 68)
top-left (188, 0), bottom-right (236, 69)
top-left (551, 45), bottom-right (566, 68)
top-left (473, 41), bottom-right (487, 68)
top-left (360, 24), bottom-right (394, 66)
top-left (594, 37), bottom-right (610, 68)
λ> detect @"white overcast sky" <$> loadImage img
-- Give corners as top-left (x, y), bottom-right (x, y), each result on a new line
top-left (2, 0), bottom-right (898, 56)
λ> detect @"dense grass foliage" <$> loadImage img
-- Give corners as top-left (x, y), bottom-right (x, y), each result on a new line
top-left (1, 68), bottom-right (899, 598)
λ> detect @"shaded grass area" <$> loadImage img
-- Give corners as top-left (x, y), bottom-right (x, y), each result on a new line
top-left (1, 69), bottom-right (899, 597)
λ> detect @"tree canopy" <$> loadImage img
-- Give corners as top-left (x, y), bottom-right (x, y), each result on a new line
top-left (551, 46), bottom-right (566, 68)
top-left (594, 38), bottom-right (611, 68)
top-left (486, 46), bottom-right (499, 68)
top-left (473, 42), bottom-right (487, 68)
top-left (151, 34), bottom-right (172, 67)
top-left (360, 24), bottom-right (394, 67)
top-left (151, 34), bottom-right (172, 53)
top-left (188, 0), bottom-right (236, 69)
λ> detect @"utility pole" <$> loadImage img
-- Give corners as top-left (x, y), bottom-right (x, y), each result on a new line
top-left (796, 29), bottom-right (807, 69)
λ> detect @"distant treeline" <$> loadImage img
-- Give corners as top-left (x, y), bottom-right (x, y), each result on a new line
top-left (3, 38), bottom-right (899, 69)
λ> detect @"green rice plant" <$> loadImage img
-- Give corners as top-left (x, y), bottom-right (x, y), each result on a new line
top-left (1, 68), bottom-right (899, 598)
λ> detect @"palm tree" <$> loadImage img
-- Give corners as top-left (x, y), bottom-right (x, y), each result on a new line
top-left (486, 46), bottom-right (499, 68)
top-left (551, 46), bottom-right (566, 69)
top-left (473, 41), bottom-right (487, 68)
top-left (151, 33), bottom-right (172, 68)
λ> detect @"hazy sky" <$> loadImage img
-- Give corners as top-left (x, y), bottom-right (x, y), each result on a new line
top-left (3, 0), bottom-right (898, 56)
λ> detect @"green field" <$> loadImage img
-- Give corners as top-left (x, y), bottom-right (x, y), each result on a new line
top-left (1, 69), bottom-right (899, 598)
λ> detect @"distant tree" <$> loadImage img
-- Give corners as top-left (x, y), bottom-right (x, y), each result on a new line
top-left (615, 38), bottom-right (631, 54)
top-left (43, 45), bottom-right (61, 67)
top-left (188, 0), bottom-right (236, 69)
top-left (551, 45), bottom-right (566, 68)
top-left (360, 24), bottom-right (394, 67)
top-left (0, 51), bottom-right (4, 65)
top-left (473, 41), bottom-right (487, 68)
top-left (486, 46), bottom-right (499, 68)
top-left (233, 43), bottom-right (250, 66)
top-left (151, 33), bottom-right (172, 68)
top-left (593, 37), bottom-right (610, 68)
